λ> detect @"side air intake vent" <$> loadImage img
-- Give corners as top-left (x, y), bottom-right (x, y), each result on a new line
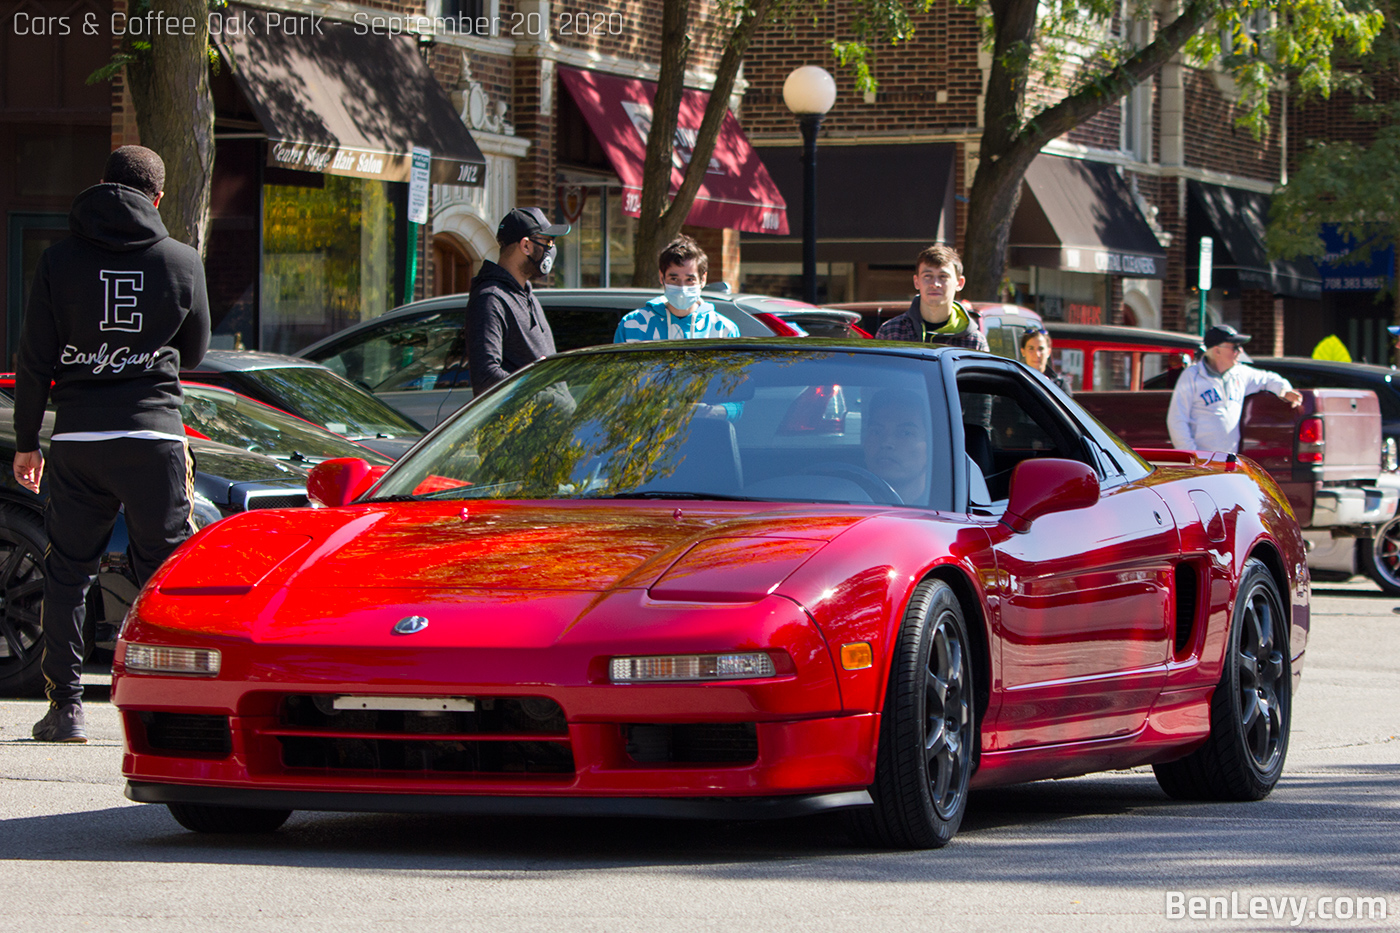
top-left (1174, 563), bottom-right (1200, 656)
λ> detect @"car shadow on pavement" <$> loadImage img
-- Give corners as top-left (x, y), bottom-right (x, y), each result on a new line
top-left (2, 765), bottom-right (1396, 890)
top-left (1310, 584), bottom-right (1392, 599)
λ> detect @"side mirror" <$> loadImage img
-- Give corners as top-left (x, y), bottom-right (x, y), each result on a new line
top-left (307, 458), bottom-right (388, 508)
top-left (1002, 458), bottom-right (1099, 533)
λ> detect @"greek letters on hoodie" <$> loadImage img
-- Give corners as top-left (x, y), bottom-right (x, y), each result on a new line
top-left (1166, 358), bottom-right (1294, 454)
top-left (13, 183), bottom-right (210, 452)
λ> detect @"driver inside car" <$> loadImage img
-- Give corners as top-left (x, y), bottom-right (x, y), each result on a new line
top-left (862, 388), bottom-right (931, 504)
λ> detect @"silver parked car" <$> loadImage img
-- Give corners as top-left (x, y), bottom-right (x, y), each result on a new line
top-left (296, 288), bottom-right (860, 427)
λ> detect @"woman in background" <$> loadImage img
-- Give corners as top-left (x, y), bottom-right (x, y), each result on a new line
top-left (1020, 327), bottom-right (1072, 396)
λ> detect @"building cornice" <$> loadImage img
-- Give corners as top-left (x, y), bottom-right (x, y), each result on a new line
top-left (474, 130), bottom-right (532, 158)
top-left (746, 130), bottom-right (983, 147)
top-left (1042, 139), bottom-right (1280, 193)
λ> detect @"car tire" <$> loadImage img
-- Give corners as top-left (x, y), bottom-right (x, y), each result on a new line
top-left (848, 578), bottom-right (976, 849)
top-left (1358, 515), bottom-right (1400, 596)
top-left (1154, 558), bottom-right (1291, 801)
top-left (0, 505), bottom-right (49, 697)
top-left (167, 803), bottom-right (293, 834)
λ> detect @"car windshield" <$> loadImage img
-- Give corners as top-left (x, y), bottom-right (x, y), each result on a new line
top-left (180, 385), bottom-right (392, 465)
top-left (369, 347), bottom-right (950, 507)
top-left (238, 367), bottom-right (424, 439)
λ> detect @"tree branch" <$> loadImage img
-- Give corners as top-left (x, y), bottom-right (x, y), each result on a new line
top-left (636, 0), bottom-right (693, 244)
top-left (655, 0), bottom-right (776, 246)
top-left (1002, 0), bottom-right (1219, 165)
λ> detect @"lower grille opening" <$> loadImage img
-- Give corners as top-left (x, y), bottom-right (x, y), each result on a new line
top-left (141, 712), bottom-right (232, 755)
top-left (281, 694), bottom-right (567, 735)
top-left (624, 723), bottom-right (758, 764)
top-left (278, 737), bottom-right (574, 774)
top-left (273, 694), bottom-right (574, 776)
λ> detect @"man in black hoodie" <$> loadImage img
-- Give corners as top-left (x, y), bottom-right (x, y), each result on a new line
top-left (467, 207), bottom-right (570, 396)
top-left (13, 146), bottom-right (209, 742)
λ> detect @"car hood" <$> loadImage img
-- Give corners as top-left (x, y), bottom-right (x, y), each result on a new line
top-left (141, 501), bottom-right (876, 646)
top-left (174, 500), bottom-right (865, 591)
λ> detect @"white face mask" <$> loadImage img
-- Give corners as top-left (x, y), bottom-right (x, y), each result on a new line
top-left (664, 283), bottom-right (703, 311)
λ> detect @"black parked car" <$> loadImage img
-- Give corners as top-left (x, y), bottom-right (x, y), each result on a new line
top-left (0, 400), bottom-right (330, 696)
top-left (296, 288), bottom-right (862, 427)
top-left (1247, 358), bottom-right (1400, 593)
top-left (180, 382), bottom-right (396, 466)
top-left (181, 350), bottom-right (425, 459)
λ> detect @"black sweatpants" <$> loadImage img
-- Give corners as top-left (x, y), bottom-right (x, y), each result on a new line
top-left (40, 438), bottom-right (193, 702)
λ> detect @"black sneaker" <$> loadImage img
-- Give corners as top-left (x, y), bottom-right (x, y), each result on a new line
top-left (32, 701), bottom-right (87, 743)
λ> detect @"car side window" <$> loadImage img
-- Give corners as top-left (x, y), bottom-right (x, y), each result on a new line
top-left (1093, 350), bottom-right (1134, 390)
top-left (312, 313), bottom-right (467, 393)
top-left (957, 366), bottom-right (1096, 505)
top-left (545, 306), bottom-right (627, 352)
top-left (1052, 347), bottom-right (1085, 390)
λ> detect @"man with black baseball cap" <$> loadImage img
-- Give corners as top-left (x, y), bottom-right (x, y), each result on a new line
top-left (466, 207), bottom-right (570, 395)
top-left (1168, 323), bottom-right (1302, 453)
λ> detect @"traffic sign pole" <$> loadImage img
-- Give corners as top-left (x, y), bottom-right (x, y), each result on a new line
top-left (1197, 237), bottom-right (1213, 339)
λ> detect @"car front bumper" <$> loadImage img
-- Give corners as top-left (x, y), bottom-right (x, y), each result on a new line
top-left (118, 708), bottom-right (880, 804)
top-left (125, 781), bottom-right (874, 819)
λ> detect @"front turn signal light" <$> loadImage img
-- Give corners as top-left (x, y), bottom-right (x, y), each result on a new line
top-left (841, 642), bottom-right (873, 670)
top-left (124, 643), bottom-right (221, 675)
top-left (610, 652), bottom-right (776, 683)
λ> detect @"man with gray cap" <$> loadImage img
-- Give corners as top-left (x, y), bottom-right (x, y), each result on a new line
top-left (1168, 324), bottom-right (1302, 453)
top-left (467, 207), bottom-right (570, 396)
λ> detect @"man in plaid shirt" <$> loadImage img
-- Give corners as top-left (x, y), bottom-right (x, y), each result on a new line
top-left (875, 244), bottom-right (989, 351)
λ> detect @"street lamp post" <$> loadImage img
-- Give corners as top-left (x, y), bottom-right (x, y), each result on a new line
top-left (783, 66), bottom-right (836, 305)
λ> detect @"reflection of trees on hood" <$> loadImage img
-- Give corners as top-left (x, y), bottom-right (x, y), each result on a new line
top-left (470, 349), bottom-right (794, 497)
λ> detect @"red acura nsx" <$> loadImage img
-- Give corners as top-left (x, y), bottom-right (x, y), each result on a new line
top-left (114, 341), bottom-right (1308, 848)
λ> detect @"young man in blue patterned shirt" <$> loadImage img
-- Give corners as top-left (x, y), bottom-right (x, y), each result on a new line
top-left (875, 244), bottom-right (989, 351)
top-left (614, 235), bottom-right (741, 342)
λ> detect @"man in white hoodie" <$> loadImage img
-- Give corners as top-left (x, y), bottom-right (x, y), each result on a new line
top-left (1167, 324), bottom-right (1302, 453)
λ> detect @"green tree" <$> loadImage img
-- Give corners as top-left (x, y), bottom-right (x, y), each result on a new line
top-left (90, 0), bottom-right (216, 254)
top-left (633, 0), bottom-right (1380, 298)
top-left (631, 0), bottom-right (927, 285)
top-left (1268, 7), bottom-right (1400, 358)
top-left (960, 0), bottom-right (1383, 300)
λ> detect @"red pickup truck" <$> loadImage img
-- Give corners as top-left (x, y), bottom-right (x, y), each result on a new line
top-left (1078, 387), bottom-right (1397, 540)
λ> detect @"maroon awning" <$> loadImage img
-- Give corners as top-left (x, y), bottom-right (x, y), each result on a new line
top-left (557, 67), bottom-right (788, 235)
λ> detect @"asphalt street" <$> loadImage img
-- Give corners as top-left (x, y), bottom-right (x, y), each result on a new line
top-left (1, 578), bottom-right (1396, 933)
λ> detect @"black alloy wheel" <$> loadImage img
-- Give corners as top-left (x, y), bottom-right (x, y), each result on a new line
top-left (1154, 558), bottom-right (1291, 801)
top-left (0, 505), bottom-right (48, 696)
top-left (849, 578), bottom-right (976, 848)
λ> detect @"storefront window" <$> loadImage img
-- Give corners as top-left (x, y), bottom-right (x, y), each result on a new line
top-left (556, 186), bottom-right (635, 288)
top-left (260, 175), bottom-right (404, 354)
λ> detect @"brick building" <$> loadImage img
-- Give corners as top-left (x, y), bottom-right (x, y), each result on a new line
top-left (1, 0), bottom-right (1362, 357)
top-left (1, 0), bottom-right (786, 354)
top-left (738, 0), bottom-right (1324, 362)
